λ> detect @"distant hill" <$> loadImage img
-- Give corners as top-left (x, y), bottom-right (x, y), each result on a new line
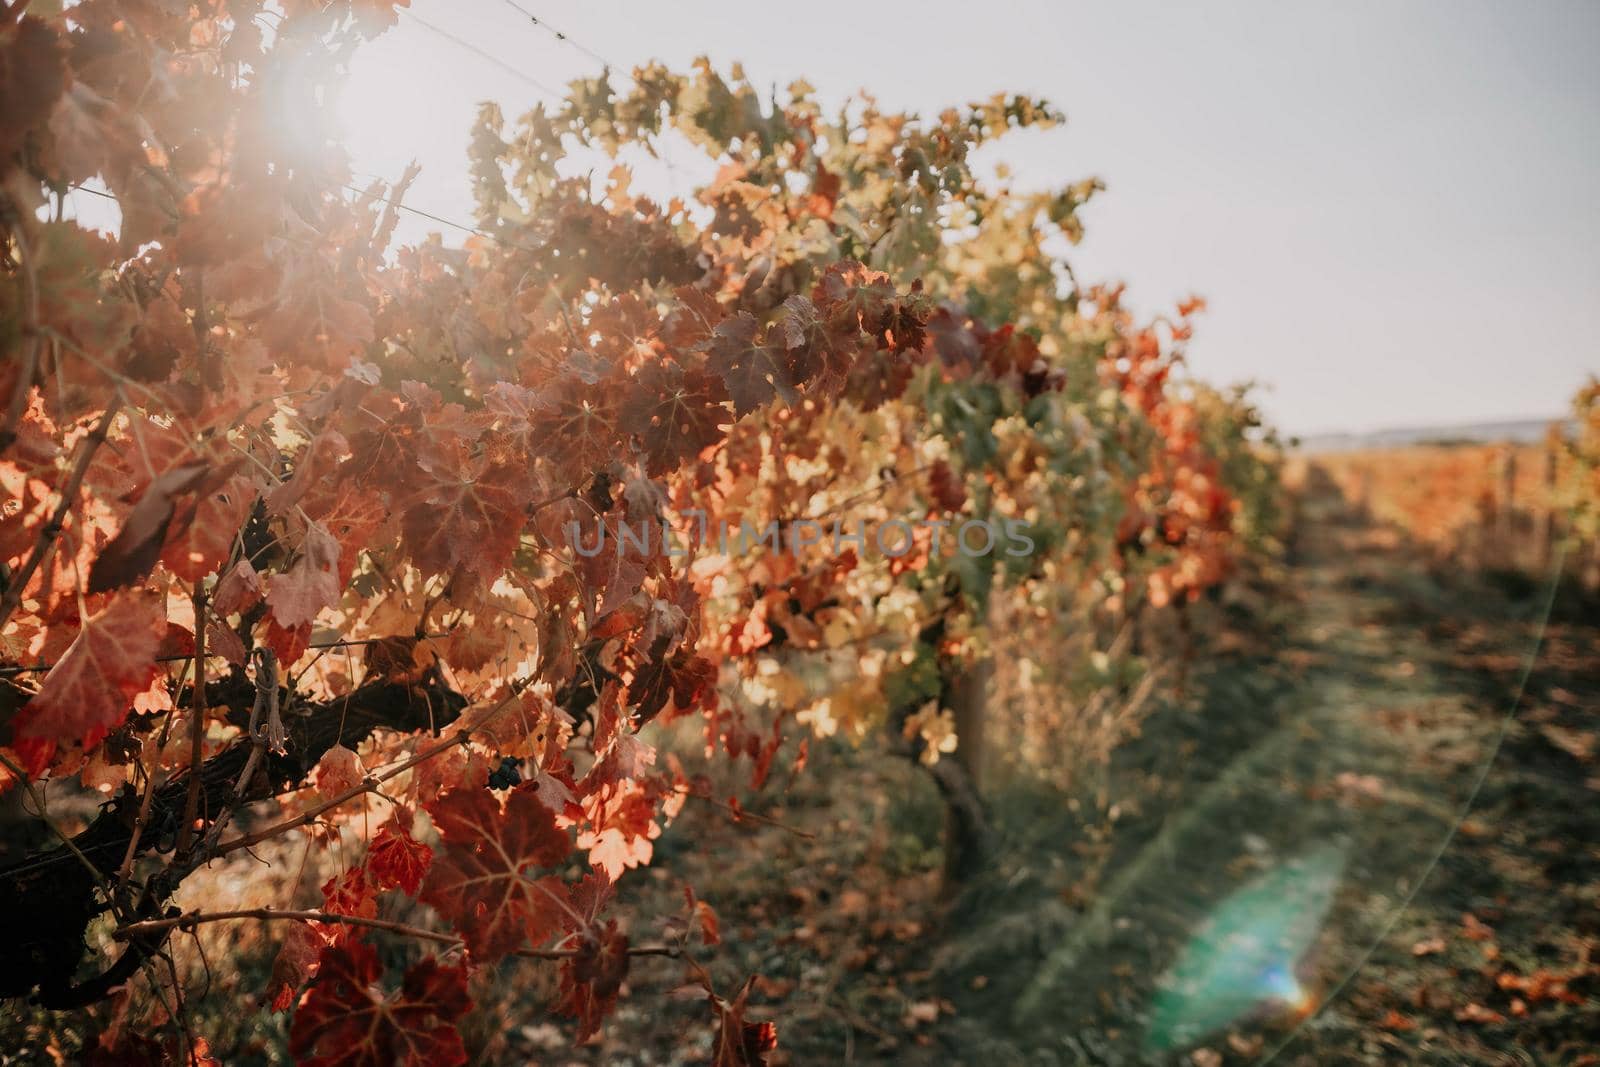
top-left (1296, 416), bottom-right (1571, 454)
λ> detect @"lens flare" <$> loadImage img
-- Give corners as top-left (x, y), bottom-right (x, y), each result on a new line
top-left (1144, 844), bottom-right (1345, 1054)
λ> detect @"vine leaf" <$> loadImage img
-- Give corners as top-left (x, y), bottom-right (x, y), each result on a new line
top-left (578, 779), bottom-right (662, 881)
top-left (86, 460), bottom-right (211, 593)
top-left (420, 783), bottom-right (571, 960)
top-left (400, 452), bottom-right (528, 579)
top-left (0, 17), bottom-right (68, 163)
top-left (710, 976), bottom-right (780, 1067)
top-left (319, 868), bottom-right (379, 946)
top-left (708, 312), bottom-right (795, 416)
top-left (629, 645), bottom-right (717, 726)
top-left (558, 919), bottom-right (630, 1042)
top-left (530, 379), bottom-right (620, 483)
top-left (366, 814), bottom-right (432, 896)
top-left (313, 745), bottom-right (365, 801)
top-left (586, 680), bottom-right (655, 787)
top-left (552, 871), bottom-right (627, 1040)
top-left (267, 523), bottom-right (342, 630)
top-left (11, 589), bottom-right (165, 775)
top-left (288, 941), bottom-right (470, 1067)
top-left (269, 922), bottom-right (326, 1013)
top-left (212, 559), bottom-right (264, 617)
top-left (619, 362), bottom-right (728, 475)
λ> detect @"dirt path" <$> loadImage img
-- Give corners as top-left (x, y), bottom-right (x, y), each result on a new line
top-left (926, 464), bottom-right (1598, 1065)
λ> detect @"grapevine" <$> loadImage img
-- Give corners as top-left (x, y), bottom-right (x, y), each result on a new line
top-left (0, 2), bottom-right (1283, 1060)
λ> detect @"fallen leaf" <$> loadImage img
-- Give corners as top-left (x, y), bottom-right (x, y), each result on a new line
top-left (1454, 1002), bottom-right (1505, 1024)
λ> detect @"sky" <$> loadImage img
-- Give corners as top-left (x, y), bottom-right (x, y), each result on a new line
top-left (81, 0), bottom-right (1600, 436)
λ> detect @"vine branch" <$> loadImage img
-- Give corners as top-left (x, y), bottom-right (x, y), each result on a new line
top-left (0, 401), bottom-right (123, 630)
top-left (112, 907), bottom-right (683, 959)
top-left (212, 680), bottom-right (529, 858)
top-left (177, 585), bottom-right (209, 856)
top-left (0, 218), bottom-right (41, 455)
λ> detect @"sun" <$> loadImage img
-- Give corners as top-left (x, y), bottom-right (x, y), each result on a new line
top-left (331, 21), bottom-right (476, 190)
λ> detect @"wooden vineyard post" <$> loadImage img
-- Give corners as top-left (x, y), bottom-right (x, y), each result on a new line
top-left (1474, 485), bottom-right (1497, 572)
top-left (1541, 439), bottom-right (1559, 573)
top-left (1498, 447), bottom-right (1517, 570)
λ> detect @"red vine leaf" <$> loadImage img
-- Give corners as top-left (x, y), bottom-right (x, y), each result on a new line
top-left (401, 452), bottom-right (528, 579)
top-left (558, 919), bottom-right (630, 1043)
top-left (367, 813), bottom-right (432, 896)
top-left (420, 782), bottom-right (572, 960)
top-left (630, 646), bottom-right (717, 726)
top-left (206, 619), bottom-right (249, 668)
top-left (578, 779), bottom-right (662, 881)
top-left (319, 867), bottom-right (378, 946)
top-left (685, 884), bottom-right (722, 946)
top-left (160, 467), bottom-right (253, 584)
top-left (212, 559), bottom-right (264, 617)
top-left (268, 921), bottom-right (327, 1013)
top-left (288, 941), bottom-right (470, 1067)
top-left (11, 590), bottom-right (165, 776)
top-left (263, 617), bottom-right (312, 670)
top-left (586, 680), bottom-right (655, 787)
top-left (531, 379), bottom-right (620, 483)
top-left (711, 976), bottom-right (779, 1067)
top-left (619, 362), bottom-right (728, 475)
top-left (708, 312), bottom-right (796, 416)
